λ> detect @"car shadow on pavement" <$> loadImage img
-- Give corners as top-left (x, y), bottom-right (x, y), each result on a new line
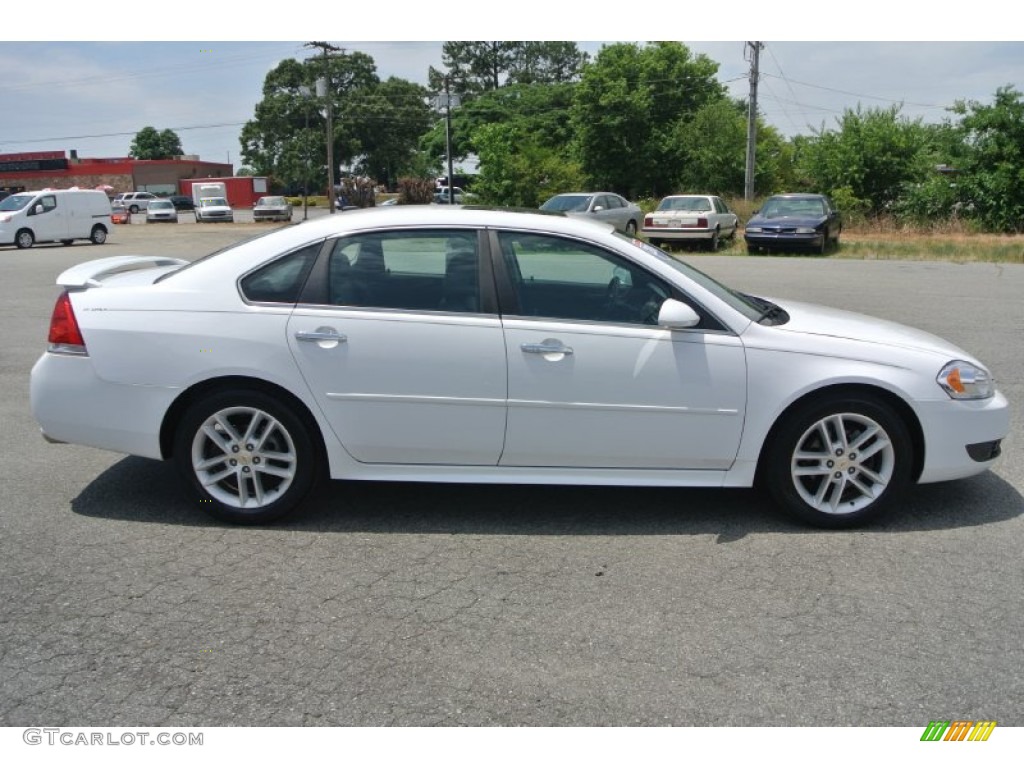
top-left (70, 456), bottom-right (1024, 540)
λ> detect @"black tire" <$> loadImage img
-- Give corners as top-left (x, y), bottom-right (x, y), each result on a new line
top-left (90, 225), bottom-right (107, 245)
top-left (745, 242), bottom-right (760, 255)
top-left (15, 229), bottom-right (34, 249)
top-left (173, 389), bottom-right (320, 525)
top-left (817, 228), bottom-right (829, 255)
top-left (624, 220), bottom-right (638, 236)
top-left (706, 228), bottom-right (720, 252)
top-left (129, 205), bottom-right (140, 214)
top-left (762, 394), bottom-right (913, 528)
top-left (649, 238), bottom-right (662, 249)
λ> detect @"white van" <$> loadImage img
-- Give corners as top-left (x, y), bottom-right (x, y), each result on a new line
top-left (0, 189), bottom-right (112, 249)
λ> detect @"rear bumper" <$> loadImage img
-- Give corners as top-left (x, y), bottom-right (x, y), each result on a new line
top-left (30, 352), bottom-right (176, 460)
top-left (642, 227), bottom-right (715, 241)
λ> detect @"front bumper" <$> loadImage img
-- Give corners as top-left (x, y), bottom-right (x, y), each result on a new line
top-left (915, 390), bottom-right (1010, 483)
top-left (745, 231), bottom-right (825, 250)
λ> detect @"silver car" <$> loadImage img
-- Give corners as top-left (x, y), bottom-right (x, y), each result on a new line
top-left (540, 192), bottom-right (642, 235)
top-left (144, 199), bottom-right (178, 223)
top-left (253, 196), bottom-right (293, 222)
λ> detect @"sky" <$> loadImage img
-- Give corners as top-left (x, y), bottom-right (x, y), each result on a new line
top-left (1, 3), bottom-right (1021, 169)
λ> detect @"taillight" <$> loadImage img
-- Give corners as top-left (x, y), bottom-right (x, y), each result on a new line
top-left (47, 291), bottom-right (88, 355)
top-left (697, 217), bottom-right (708, 228)
top-left (644, 215), bottom-right (653, 227)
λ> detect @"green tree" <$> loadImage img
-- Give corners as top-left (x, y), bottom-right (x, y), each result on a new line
top-left (570, 42), bottom-right (726, 199)
top-left (240, 53), bottom-right (427, 192)
top-left (130, 126), bottom-right (184, 159)
top-left (420, 81), bottom-right (577, 168)
top-left (796, 105), bottom-right (931, 215)
top-left (428, 42), bottom-right (587, 96)
top-left (471, 122), bottom-right (584, 207)
top-left (950, 86), bottom-right (1024, 232)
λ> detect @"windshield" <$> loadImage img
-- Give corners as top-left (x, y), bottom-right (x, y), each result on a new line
top-left (657, 196), bottom-right (712, 213)
top-left (760, 197), bottom-right (826, 218)
top-left (0, 194), bottom-right (33, 212)
top-left (616, 234), bottom-right (764, 322)
top-left (200, 197), bottom-right (229, 207)
top-left (540, 195), bottom-right (592, 213)
top-left (258, 197), bottom-right (285, 206)
top-left (150, 201), bottom-right (172, 209)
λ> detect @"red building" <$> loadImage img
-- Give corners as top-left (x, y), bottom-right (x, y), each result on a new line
top-left (0, 150), bottom-right (232, 197)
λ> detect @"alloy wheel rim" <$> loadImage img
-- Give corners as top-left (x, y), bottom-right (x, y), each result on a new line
top-left (191, 406), bottom-right (297, 509)
top-left (790, 412), bottom-right (895, 515)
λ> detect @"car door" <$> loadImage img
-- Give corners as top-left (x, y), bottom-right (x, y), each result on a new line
top-left (286, 228), bottom-right (508, 465)
top-left (493, 230), bottom-right (747, 470)
top-left (713, 197), bottom-right (737, 236)
top-left (28, 194), bottom-right (66, 242)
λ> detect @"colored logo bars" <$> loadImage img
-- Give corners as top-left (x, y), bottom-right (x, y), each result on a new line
top-left (920, 721), bottom-right (996, 742)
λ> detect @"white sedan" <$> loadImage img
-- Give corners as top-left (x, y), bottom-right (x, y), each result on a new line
top-left (30, 208), bottom-right (1009, 528)
top-left (642, 194), bottom-right (739, 251)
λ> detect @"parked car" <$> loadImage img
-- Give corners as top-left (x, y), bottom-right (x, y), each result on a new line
top-left (434, 186), bottom-right (474, 205)
top-left (145, 199), bottom-right (178, 223)
top-left (169, 195), bottom-right (195, 211)
top-left (253, 196), bottom-right (293, 222)
top-left (744, 193), bottom-right (842, 254)
top-left (540, 192), bottom-right (642, 235)
top-left (0, 189), bottom-right (111, 248)
top-left (30, 208), bottom-right (1008, 529)
top-left (110, 203), bottom-right (131, 225)
top-left (194, 196), bottom-right (233, 223)
top-left (642, 194), bottom-right (739, 251)
top-left (113, 192), bottom-right (158, 214)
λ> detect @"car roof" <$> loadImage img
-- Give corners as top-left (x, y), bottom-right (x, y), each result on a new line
top-left (766, 193), bottom-right (828, 199)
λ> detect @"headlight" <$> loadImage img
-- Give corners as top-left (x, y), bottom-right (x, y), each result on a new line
top-left (745, 226), bottom-right (762, 233)
top-left (937, 360), bottom-right (994, 400)
top-left (795, 227), bottom-right (818, 234)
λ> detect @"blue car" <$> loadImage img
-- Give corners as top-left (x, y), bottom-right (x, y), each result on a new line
top-left (744, 193), bottom-right (842, 254)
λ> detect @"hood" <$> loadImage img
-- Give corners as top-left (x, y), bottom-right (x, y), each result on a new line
top-left (770, 298), bottom-right (973, 360)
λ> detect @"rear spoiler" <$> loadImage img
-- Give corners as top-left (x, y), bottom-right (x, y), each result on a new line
top-left (56, 255), bottom-right (190, 288)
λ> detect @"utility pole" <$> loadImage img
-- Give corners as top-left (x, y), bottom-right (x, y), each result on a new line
top-left (444, 74), bottom-right (455, 204)
top-left (306, 41), bottom-right (343, 214)
top-left (744, 41), bottom-right (763, 202)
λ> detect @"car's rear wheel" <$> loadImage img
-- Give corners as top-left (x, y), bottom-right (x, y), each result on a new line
top-left (625, 220), bottom-right (637, 236)
top-left (90, 225), bottom-right (107, 244)
top-left (129, 205), bottom-right (140, 214)
top-left (174, 390), bottom-right (319, 525)
top-left (15, 229), bottom-right (34, 249)
top-left (707, 228), bottom-right (720, 252)
top-left (763, 394), bottom-right (912, 528)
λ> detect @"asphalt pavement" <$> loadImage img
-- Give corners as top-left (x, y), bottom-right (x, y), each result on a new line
top-left (1, 224), bottom-right (1021, 726)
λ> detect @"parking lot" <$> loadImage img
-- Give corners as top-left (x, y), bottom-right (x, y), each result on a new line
top-left (1, 222), bottom-right (1022, 726)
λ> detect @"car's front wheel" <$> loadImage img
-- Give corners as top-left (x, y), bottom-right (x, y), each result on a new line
top-left (174, 390), bottom-right (319, 525)
top-left (763, 394), bottom-right (913, 528)
top-left (90, 225), bottom-right (107, 244)
top-left (15, 229), bottom-right (34, 249)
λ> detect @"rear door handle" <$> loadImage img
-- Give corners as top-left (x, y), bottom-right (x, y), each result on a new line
top-left (295, 328), bottom-right (347, 343)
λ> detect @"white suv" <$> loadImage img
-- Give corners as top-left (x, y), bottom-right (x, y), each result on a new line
top-left (113, 192), bottom-right (158, 213)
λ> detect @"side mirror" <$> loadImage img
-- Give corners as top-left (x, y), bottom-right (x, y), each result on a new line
top-left (592, 205), bottom-right (604, 212)
top-left (33, 204), bottom-right (44, 215)
top-left (658, 298), bottom-right (700, 329)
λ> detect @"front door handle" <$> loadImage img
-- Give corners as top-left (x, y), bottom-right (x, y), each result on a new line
top-left (521, 340), bottom-right (573, 356)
